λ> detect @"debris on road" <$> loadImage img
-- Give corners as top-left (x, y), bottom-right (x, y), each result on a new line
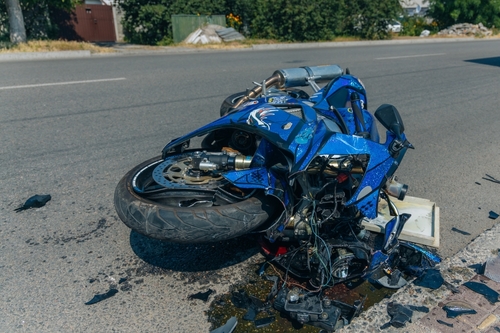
top-left (437, 319), bottom-right (454, 327)
top-left (463, 281), bottom-right (499, 304)
top-left (14, 194), bottom-right (51, 212)
top-left (451, 227), bottom-right (471, 235)
top-left (413, 269), bottom-right (444, 290)
top-left (442, 300), bottom-right (477, 318)
top-left (484, 252), bottom-right (500, 282)
top-left (85, 288), bottom-right (118, 305)
top-left (189, 288), bottom-right (214, 302)
top-left (380, 302), bottom-right (429, 329)
top-left (210, 316), bottom-right (237, 333)
top-left (483, 174), bottom-right (500, 184)
top-left (438, 23), bottom-right (493, 36)
top-left (489, 211), bottom-right (499, 219)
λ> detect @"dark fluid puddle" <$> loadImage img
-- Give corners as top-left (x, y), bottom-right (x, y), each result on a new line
top-left (207, 262), bottom-right (397, 332)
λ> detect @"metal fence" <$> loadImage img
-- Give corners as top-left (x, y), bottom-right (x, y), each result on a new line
top-left (172, 15), bottom-right (226, 43)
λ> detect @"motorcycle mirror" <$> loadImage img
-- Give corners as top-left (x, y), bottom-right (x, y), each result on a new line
top-left (374, 104), bottom-right (405, 139)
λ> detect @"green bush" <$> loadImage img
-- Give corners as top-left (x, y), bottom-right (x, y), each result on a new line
top-left (341, 0), bottom-right (403, 40)
top-left (399, 16), bottom-right (439, 36)
top-left (428, 0), bottom-right (500, 29)
top-left (117, 0), bottom-right (404, 44)
top-left (117, 0), bottom-right (226, 45)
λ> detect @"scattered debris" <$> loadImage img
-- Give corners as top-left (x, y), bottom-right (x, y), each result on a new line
top-left (437, 319), bottom-right (454, 327)
top-left (184, 24), bottom-right (224, 44)
top-left (489, 211), bottom-right (499, 220)
top-left (468, 263), bottom-right (485, 274)
top-left (483, 174), bottom-right (500, 184)
top-left (216, 28), bottom-right (245, 42)
top-left (438, 22), bottom-right (493, 36)
top-left (210, 316), bottom-right (237, 333)
top-left (274, 286), bottom-right (345, 332)
top-left (451, 227), bottom-right (471, 235)
top-left (189, 289), bottom-right (214, 302)
top-left (118, 277), bottom-right (128, 284)
top-left (485, 253), bottom-right (500, 282)
top-left (494, 326), bottom-right (500, 332)
top-left (442, 300), bottom-right (477, 318)
top-left (184, 25), bottom-right (245, 44)
top-left (381, 302), bottom-right (428, 329)
top-left (443, 281), bottom-right (460, 293)
top-left (254, 316), bottom-right (275, 328)
top-left (85, 288), bottom-right (118, 305)
top-left (14, 194), bottom-right (51, 212)
top-left (420, 30), bottom-right (430, 37)
top-left (463, 281), bottom-right (499, 304)
top-left (413, 269), bottom-right (444, 290)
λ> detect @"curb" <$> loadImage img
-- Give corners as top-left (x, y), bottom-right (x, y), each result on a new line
top-left (339, 221), bottom-right (500, 333)
top-left (0, 50), bottom-right (91, 62)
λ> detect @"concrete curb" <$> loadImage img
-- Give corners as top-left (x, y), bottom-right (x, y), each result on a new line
top-left (0, 50), bottom-right (91, 62)
top-left (339, 221), bottom-right (500, 333)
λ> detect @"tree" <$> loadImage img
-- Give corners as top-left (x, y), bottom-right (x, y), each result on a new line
top-left (428, 0), bottom-right (500, 29)
top-left (5, 0), bottom-right (27, 43)
top-left (1, 0), bottom-right (80, 41)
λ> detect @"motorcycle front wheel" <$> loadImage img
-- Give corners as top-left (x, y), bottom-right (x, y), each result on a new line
top-left (114, 154), bottom-right (276, 243)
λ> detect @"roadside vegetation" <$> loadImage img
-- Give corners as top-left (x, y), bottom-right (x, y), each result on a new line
top-left (1, 0), bottom-right (500, 50)
top-left (0, 40), bottom-right (115, 53)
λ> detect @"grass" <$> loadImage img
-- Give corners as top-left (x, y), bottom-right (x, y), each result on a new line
top-left (0, 40), bottom-right (115, 53)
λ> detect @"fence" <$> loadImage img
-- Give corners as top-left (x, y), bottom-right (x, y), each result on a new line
top-left (171, 15), bottom-right (226, 43)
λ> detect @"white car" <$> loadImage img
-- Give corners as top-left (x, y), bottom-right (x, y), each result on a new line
top-left (388, 20), bottom-right (402, 33)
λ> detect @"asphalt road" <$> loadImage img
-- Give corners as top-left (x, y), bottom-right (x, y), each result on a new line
top-left (1, 39), bottom-right (499, 332)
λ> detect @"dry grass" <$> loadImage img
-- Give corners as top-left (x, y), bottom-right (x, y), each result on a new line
top-left (0, 40), bottom-right (115, 53)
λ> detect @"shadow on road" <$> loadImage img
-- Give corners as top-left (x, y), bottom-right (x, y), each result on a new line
top-left (465, 56), bottom-right (500, 67)
top-left (129, 231), bottom-right (260, 272)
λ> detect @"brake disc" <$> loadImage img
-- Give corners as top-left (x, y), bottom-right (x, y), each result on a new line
top-left (152, 155), bottom-right (224, 188)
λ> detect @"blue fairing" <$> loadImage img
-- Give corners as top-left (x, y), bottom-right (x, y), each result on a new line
top-left (161, 88), bottom-right (403, 219)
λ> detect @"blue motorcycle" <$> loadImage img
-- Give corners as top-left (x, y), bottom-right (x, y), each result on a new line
top-left (114, 65), bottom-right (434, 292)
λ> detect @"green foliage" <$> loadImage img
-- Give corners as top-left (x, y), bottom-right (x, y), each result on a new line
top-left (428, 0), bottom-right (500, 29)
top-left (1, 0), bottom-right (79, 40)
top-left (117, 0), bottom-right (226, 45)
top-left (117, 0), bottom-right (404, 44)
top-left (248, 0), bottom-right (341, 41)
top-left (399, 16), bottom-right (439, 36)
top-left (341, 0), bottom-right (403, 39)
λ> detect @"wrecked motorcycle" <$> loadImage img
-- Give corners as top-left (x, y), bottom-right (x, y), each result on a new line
top-left (114, 65), bottom-right (439, 331)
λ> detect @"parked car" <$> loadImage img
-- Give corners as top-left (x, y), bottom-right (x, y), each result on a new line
top-left (388, 20), bottom-right (402, 33)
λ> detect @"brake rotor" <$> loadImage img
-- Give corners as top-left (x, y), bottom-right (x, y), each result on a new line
top-left (152, 155), bottom-right (224, 188)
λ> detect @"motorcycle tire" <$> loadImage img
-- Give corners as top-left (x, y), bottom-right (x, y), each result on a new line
top-left (114, 155), bottom-right (276, 243)
top-left (220, 91), bottom-right (246, 117)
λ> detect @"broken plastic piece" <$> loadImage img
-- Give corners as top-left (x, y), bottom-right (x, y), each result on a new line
top-left (468, 263), bottom-right (485, 274)
top-left (413, 269), bottom-right (444, 290)
top-left (85, 288), bottom-right (118, 305)
top-left (464, 281), bottom-right (499, 304)
top-left (189, 289), bottom-right (214, 302)
top-left (489, 211), bottom-right (499, 220)
top-left (484, 254), bottom-right (500, 282)
top-left (384, 302), bottom-right (413, 328)
top-left (483, 174), bottom-right (500, 184)
top-left (451, 227), bottom-right (471, 235)
top-left (442, 301), bottom-right (477, 318)
top-left (407, 305), bottom-right (429, 313)
top-left (376, 269), bottom-right (408, 289)
top-left (210, 316), bottom-right (237, 333)
top-left (254, 316), bottom-right (275, 328)
top-left (494, 326), bottom-right (500, 333)
top-left (443, 281), bottom-right (460, 293)
top-left (14, 194), bottom-right (51, 212)
top-left (437, 319), bottom-right (453, 327)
